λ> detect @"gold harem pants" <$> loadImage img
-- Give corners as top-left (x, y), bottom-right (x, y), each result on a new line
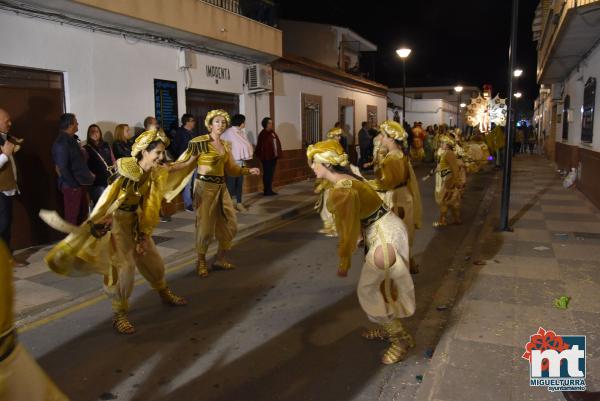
top-left (378, 186), bottom-right (415, 247)
top-left (358, 212), bottom-right (415, 324)
top-left (194, 179), bottom-right (237, 254)
top-left (0, 343), bottom-right (69, 401)
top-left (104, 210), bottom-right (167, 313)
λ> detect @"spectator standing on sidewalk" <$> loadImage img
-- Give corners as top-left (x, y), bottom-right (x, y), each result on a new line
top-left (514, 126), bottom-right (524, 155)
top-left (527, 126), bottom-right (536, 155)
top-left (358, 121), bottom-right (371, 169)
top-left (112, 123), bottom-right (133, 159)
top-left (255, 117), bottom-right (282, 196)
top-left (84, 124), bottom-right (115, 206)
top-left (221, 114), bottom-right (253, 211)
top-left (52, 113), bottom-right (94, 225)
top-left (0, 108), bottom-right (27, 267)
top-left (171, 114), bottom-right (197, 211)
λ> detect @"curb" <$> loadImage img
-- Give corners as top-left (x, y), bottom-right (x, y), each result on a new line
top-left (414, 167), bottom-right (501, 401)
top-left (16, 198), bottom-right (317, 331)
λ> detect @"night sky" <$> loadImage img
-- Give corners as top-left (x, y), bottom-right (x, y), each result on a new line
top-left (280, 0), bottom-right (539, 112)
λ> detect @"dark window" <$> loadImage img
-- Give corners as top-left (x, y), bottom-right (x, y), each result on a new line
top-left (582, 77), bottom-right (596, 143)
top-left (301, 94), bottom-right (322, 148)
top-left (562, 95), bottom-right (570, 140)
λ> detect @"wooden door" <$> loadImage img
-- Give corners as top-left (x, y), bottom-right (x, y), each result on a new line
top-left (185, 89), bottom-right (239, 135)
top-left (0, 66), bottom-right (65, 249)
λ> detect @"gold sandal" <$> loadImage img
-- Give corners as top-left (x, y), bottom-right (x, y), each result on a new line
top-left (361, 327), bottom-right (389, 341)
top-left (113, 313), bottom-right (136, 335)
top-left (381, 340), bottom-right (408, 364)
top-left (197, 254), bottom-right (209, 277)
top-left (397, 328), bottom-right (416, 349)
top-left (213, 259), bottom-right (235, 270)
top-left (158, 287), bottom-right (188, 306)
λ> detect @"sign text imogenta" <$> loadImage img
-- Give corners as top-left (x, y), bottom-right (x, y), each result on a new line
top-left (205, 65), bottom-right (231, 81)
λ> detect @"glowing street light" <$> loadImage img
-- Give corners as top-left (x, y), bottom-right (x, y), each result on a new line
top-left (513, 69), bottom-right (523, 77)
top-left (454, 86), bottom-right (464, 128)
top-left (396, 48), bottom-right (412, 58)
top-left (514, 92), bottom-right (522, 98)
top-left (460, 103), bottom-right (466, 108)
top-left (396, 48), bottom-right (412, 123)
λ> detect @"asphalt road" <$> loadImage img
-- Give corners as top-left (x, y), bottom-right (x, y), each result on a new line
top-left (20, 164), bottom-right (495, 401)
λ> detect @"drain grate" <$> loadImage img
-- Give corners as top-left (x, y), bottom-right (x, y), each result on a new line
top-left (573, 232), bottom-right (600, 240)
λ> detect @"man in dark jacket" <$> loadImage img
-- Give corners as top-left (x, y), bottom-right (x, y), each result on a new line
top-left (52, 113), bottom-right (94, 225)
top-left (358, 121), bottom-right (371, 168)
top-left (255, 117), bottom-right (282, 196)
top-left (171, 114), bottom-right (196, 210)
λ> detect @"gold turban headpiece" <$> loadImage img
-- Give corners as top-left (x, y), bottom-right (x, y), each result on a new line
top-left (205, 109), bottom-right (231, 131)
top-left (306, 140), bottom-right (349, 167)
top-left (131, 129), bottom-right (170, 157)
top-left (326, 127), bottom-right (343, 139)
top-left (439, 134), bottom-right (456, 146)
top-left (379, 120), bottom-right (408, 141)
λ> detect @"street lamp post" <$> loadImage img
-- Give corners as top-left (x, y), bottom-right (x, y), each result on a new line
top-left (499, 0), bottom-right (520, 231)
top-left (454, 85), bottom-right (463, 130)
top-left (514, 91), bottom-right (522, 154)
top-left (513, 69), bottom-right (523, 150)
top-left (396, 48), bottom-right (412, 123)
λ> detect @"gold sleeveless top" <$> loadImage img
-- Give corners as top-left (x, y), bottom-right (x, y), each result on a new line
top-left (327, 179), bottom-right (383, 259)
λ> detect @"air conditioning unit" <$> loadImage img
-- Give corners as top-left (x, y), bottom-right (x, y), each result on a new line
top-left (246, 64), bottom-right (272, 92)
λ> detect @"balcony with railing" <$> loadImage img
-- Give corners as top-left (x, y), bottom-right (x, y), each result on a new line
top-left (536, 0), bottom-right (600, 83)
top-left (201, 0), bottom-right (279, 27)
top-left (11, 0), bottom-right (282, 62)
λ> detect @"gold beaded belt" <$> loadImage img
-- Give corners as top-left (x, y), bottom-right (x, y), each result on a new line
top-left (361, 205), bottom-right (388, 228)
top-left (118, 204), bottom-right (138, 212)
top-left (198, 175), bottom-right (225, 184)
top-left (376, 182), bottom-right (407, 193)
top-left (0, 329), bottom-right (16, 362)
top-left (440, 169), bottom-right (451, 178)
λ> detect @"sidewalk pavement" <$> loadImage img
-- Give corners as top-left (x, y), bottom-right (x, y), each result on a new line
top-left (416, 155), bottom-right (600, 401)
top-left (12, 180), bottom-right (316, 326)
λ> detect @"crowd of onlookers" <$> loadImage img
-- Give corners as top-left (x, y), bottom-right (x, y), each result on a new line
top-left (513, 123), bottom-right (537, 155)
top-left (0, 108), bottom-right (282, 264)
top-left (51, 112), bottom-right (285, 222)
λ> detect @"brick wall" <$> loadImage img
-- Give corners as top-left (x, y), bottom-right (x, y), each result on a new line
top-left (243, 148), bottom-right (313, 193)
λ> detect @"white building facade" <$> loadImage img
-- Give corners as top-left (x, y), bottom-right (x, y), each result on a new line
top-left (0, 0), bottom-right (281, 248)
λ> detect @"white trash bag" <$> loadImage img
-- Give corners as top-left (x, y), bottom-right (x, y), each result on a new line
top-left (563, 167), bottom-right (577, 188)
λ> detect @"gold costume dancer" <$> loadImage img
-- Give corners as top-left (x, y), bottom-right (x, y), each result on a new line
top-left (314, 177), bottom-right (336, 237)
top-left (367, 121), bottom-right (422, 272)
top-left (0, 242), bottom-right (69, 400)
top-left (43, 130), bottom-right (195, 334)
top-left (307, 141), bottom-right (415, 365)
top-left (433, 134), bottom-right (462, 227)
top-left (464, 131), bottom-right (491, 172)
top-left (371, 131), bottom-right (388, 170)
top-left (450, 129), bottom-right (468, 188)
top-left (169, 110), bottom-right (260, 277)
top-left (314, 129), bottom-right (346, 237)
